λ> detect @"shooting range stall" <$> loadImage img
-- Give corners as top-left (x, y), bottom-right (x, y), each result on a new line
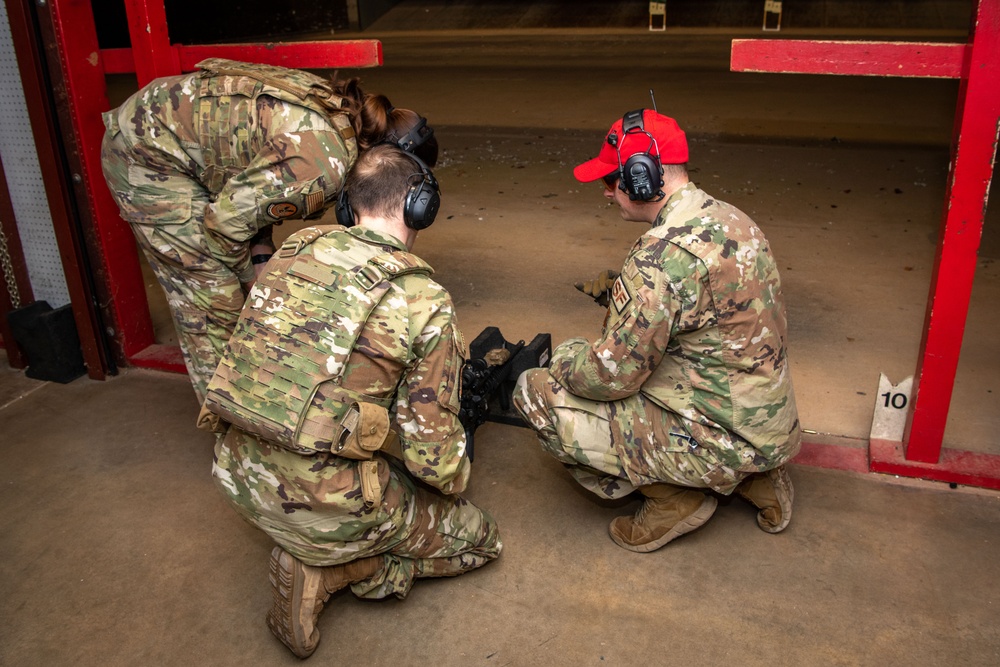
top-left (731, 0), bottom-right (1000, 488)
top-left (1, 0), bottom-right (998, 490)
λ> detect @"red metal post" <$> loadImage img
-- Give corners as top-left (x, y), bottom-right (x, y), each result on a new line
top-left (904, 0), bottom-right (1000, 462)
top-left (42, 0), bottom-right (155, 364)
top-left (5, 0), bottom-right (124, 378)
top-left (122, 0), bottom-right (180, 84)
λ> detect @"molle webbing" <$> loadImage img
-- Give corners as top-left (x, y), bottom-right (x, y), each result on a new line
top-left (194, 58), bottom-right (357, 193)
top-left (203, 226), bottom-right (431, 455)
top-left (196, 58), bottom-right (350, 115)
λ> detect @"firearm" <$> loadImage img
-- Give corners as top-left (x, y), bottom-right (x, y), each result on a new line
top-left (458, 326), bottom-right (552, 460)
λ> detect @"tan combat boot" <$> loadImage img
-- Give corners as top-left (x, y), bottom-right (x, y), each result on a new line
top-left (608, 484), bottom-right (718, 552)
top-left (265, 547), bottom-right (384, 659)
top-left (735, 465), bottom-right (794, 533)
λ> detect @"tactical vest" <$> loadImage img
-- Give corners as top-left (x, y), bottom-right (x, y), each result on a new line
top-left (202, 225), bottom-right (432, 455)
top-left (194, 58), bottom-right (359, 193)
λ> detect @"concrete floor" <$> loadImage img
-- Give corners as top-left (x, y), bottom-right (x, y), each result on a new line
top-left (4, 5), bottom-right (1000, 666)
top-left (2, 359), bottom-right (1000, 665)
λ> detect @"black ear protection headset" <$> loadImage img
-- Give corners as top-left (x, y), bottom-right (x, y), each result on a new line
top-left (606, 108), bottom-right (665, 202)
top-left (386, 116), bottom-right (433, 155)
top-left (400, 151), bottom-right (441, 230)
top-left (336, 116), bottom-right (439, 228)
top-left (335, 149), bottom-right (441, 231)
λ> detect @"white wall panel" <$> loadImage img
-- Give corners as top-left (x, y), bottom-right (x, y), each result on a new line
top-left (0, 2), bottom-right (71, 308)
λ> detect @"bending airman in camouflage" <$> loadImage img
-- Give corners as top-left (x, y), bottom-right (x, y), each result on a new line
top-left (204, 145), bottom-right (500, 658)
top-left (101, 59), bottom-right (437, 401)
top-left (515, 110), bottom-right (800, 552)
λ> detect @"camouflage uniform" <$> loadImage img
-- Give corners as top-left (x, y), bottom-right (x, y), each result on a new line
top-left (211, 225), bottom-right (501, 599)
top-left (515, 183), bottom-right (800, 498)
top-left (100, 59), bottom-right (357, 400)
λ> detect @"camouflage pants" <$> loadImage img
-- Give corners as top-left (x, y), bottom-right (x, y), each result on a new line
top-left (514, 368), bottom-right (744, 497)
top-left (512, 368), bottom-right (636, 500)
top-left (101, 131), bottom-right (244, 402)
top-left (352, 483), bottom-right (502, 600)
top-left (214, 430), bottom-right (501, 600)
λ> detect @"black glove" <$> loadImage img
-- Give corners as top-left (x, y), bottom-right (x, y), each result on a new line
top-left (574, 269), bottom-right (620, 308)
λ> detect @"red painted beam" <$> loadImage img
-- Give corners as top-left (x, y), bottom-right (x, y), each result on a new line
top-left (99, 48), bottom-right (134, 74)
top-left (176, 41), bottom-right (384, 71)
top-left (793, 440), bottom-right (870, 475)
top-left (6, 0), bottom-right (127, 379)
top-left (731, 39), bottom-right (967, 78)
top-left (101, 41), bottom-right (383, 75)
top-left (871, 439), bottom-right (1000, 490)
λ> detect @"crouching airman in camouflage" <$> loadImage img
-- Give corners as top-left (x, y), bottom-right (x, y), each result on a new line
top-left (201, 144), bottom-right (500, 658)
top-left (101, 59), bottom-right (437, 401)
top-left (515, 110), bottom-right (801, 552)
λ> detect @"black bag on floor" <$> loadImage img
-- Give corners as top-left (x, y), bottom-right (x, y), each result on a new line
top-left (6, 301), bottom-right (86, 383)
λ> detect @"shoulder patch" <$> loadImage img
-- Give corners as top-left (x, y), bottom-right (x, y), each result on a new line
top-left (267, 202), bottom-right (299, 220)
top-left (611, 275), bottom-right (632, 314)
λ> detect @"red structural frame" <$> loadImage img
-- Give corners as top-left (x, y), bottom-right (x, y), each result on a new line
top-left (30, 0), bottom-right (381, 375)
top-left (732, 0), bottom-right (1000, 489)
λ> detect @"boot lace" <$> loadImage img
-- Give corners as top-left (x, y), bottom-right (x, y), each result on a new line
top-left (634, 497), bottom-right (656, 526)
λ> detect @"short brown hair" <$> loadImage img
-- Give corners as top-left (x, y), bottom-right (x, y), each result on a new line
top-left (345, 144), bottom-right (424, 221)
top-left (662, 162), bottom-right (688, 181)
top-left (329, 78), bottom-right (436, 166)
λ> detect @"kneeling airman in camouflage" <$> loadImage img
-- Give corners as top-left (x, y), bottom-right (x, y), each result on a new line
top-left (201, 145), bottom-right (500, 658)
top-left (515, 110), bottom-right (800, 552)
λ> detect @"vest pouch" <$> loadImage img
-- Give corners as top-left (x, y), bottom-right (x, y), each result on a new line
top-left (333, 401), bottom-right (392, 460)
top-left (359, 459), bottom-right (383, 507)
top-left (203, 378), bottom-right (377, 456)
top-left (196, 403), bottom-right (227, 434)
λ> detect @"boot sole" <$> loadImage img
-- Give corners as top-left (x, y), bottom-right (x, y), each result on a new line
top-left (610, 495), bottom-right (718, 553)
top-left (265, 547), bottom-right (319, 659)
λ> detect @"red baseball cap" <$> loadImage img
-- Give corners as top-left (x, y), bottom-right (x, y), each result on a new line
top-left (573, 109), bottom-right (689, 183)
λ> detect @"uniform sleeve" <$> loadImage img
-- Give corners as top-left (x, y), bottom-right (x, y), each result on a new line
top-left (549, 247), bottom-right (676, 401)
top-left (203, 130), bottom-right (351, 284)
top-left (395, 287), bottom-right (471, 495)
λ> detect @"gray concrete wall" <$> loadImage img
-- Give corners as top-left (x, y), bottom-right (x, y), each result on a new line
top-left (365, 0), bottom-right (975, 32)
top-left (666, 0), bottom-right (973, 29)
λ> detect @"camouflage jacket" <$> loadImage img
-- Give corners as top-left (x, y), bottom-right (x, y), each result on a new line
top-left (102, 59), bottom-right (357, 284)
top-left (550, 183), bottom-right (800, 475)
top-left (213, 226), bottom-right (471, 562)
